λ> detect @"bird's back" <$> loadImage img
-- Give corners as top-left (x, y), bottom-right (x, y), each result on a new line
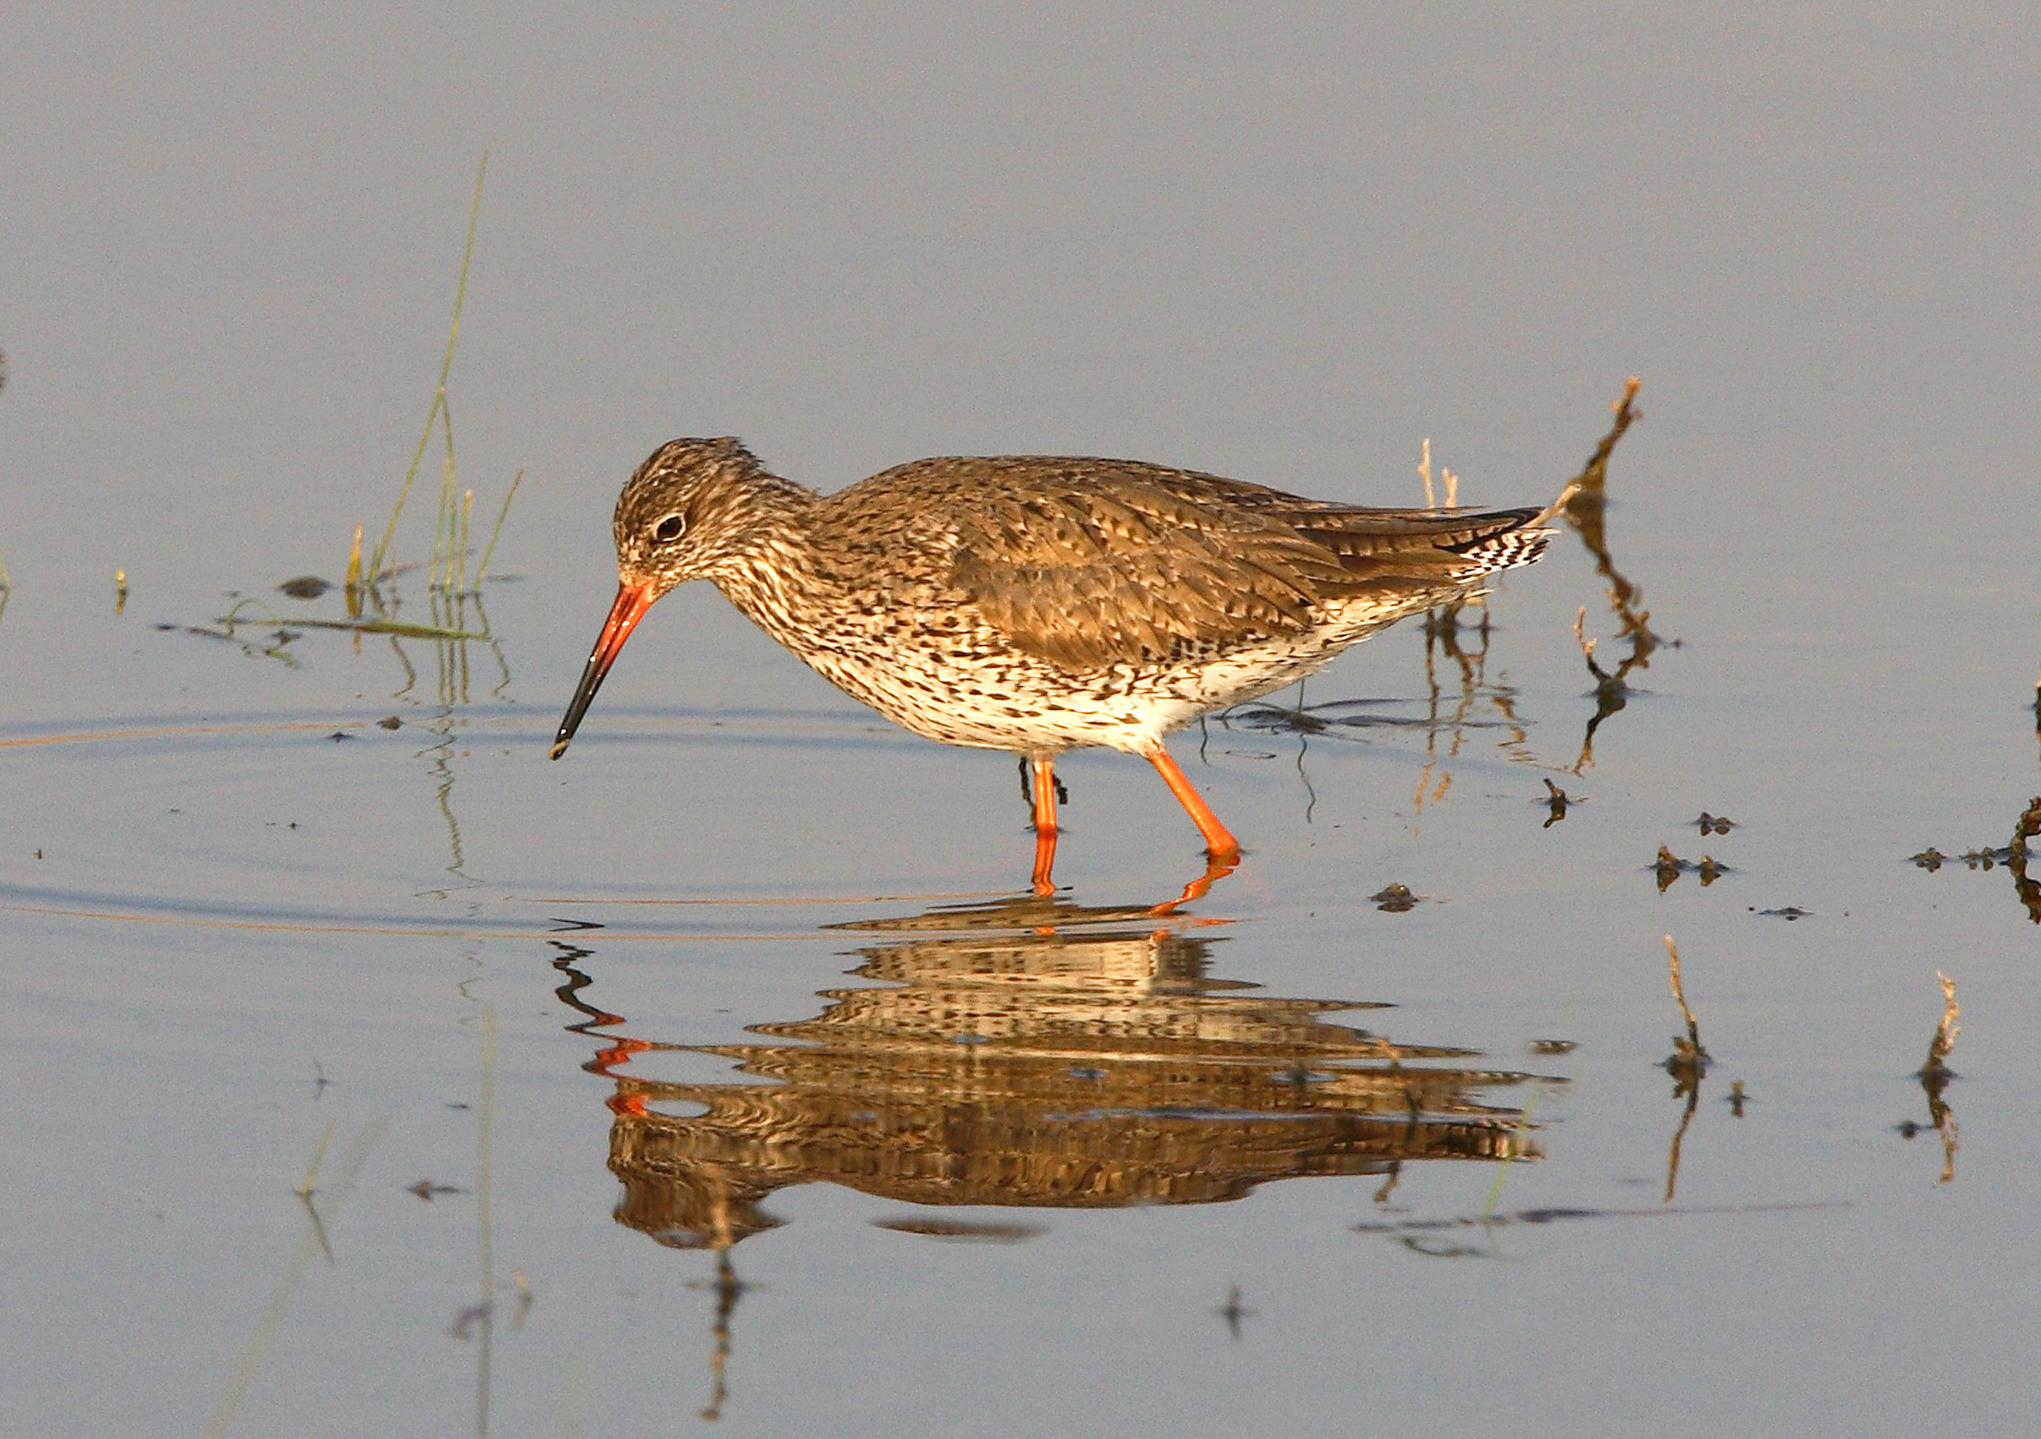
top-left (811, 455), bottom-right (1553, 671)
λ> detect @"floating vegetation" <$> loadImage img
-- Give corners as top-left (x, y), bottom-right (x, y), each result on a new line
top-left (1541, 778), bottom-right (1578, 827)
top-left (1213, 1285), bottom-right (1257, 1339)
top-left (1654, 845), bottom-right (1728, 891)
top-left (1370, 882), bottom-right (1420, 912)
top-left (407, 1180), bottom-right (465, 1201)
top-left (1908, 797), bottom-right (2041, 923)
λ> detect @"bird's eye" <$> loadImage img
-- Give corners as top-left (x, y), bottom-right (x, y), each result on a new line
top-left (653, 513), bottom-right (687, 543)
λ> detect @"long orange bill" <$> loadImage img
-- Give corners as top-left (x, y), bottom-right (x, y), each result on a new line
top-left (550, 580), bottom-right (655, 760)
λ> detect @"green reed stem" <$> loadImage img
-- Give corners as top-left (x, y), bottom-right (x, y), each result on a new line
top-left (368, 151), bottom-right (487, 584)
top-left (473, 468), bottom-right (523, 588)
top-left (436, 396), bottom-right (458, 590)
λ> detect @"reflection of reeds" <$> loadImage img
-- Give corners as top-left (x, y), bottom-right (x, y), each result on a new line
top-left (202, 1119), bottom-right (388, 1439)
top-left (465, 1006), bottom-right (499, 1434)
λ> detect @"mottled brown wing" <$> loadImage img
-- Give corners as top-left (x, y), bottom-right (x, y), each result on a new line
top-left (925, 456), bottom-right (1546, 670)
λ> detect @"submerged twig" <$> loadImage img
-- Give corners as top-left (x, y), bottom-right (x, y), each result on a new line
top-left (1665, 935), bottom-right (1702, 1047)
top-left (1907, 972), bottom-right (1962, 1183)
top-left (260, 616), bottom-right (489, 641)
top-left (1661, 935), bottom-right (1710, 1204)
top-left (1559, 380), bottom-right (1660, 770)
top-left (1921, 971), bottom-right (1960, 1080)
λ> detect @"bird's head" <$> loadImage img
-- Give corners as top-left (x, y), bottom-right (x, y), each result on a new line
top-left (551, 436), bottom-right (775, 760)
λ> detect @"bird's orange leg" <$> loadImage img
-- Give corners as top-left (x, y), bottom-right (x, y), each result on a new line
top-left (1029, 755), bottom-right (1060, 896)
top-left (1144, 746), bottom-right (1242, 863)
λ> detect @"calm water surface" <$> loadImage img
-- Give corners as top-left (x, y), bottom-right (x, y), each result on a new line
top-left (3, 7), bottom-right (2038, 1436)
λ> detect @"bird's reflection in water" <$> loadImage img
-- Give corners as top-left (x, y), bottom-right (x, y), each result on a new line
top-left (551, 875), bottom-right (1556, 1419)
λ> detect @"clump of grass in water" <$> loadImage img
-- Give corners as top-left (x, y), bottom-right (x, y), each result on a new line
top-left (228, 154), bottom-right (523, 665)
top-left (344, 152), bottom-right (524, 640)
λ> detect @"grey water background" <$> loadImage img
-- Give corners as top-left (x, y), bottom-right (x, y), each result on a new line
top-left (3, 6), bottom-right (2039, 1435)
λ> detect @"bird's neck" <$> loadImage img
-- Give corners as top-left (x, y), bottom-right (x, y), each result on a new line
top-left (705, 477), bottom-right (834, 643)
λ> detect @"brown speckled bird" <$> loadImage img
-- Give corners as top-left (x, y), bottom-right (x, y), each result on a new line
top-left (552, 438), bottom-right (1564, 889)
